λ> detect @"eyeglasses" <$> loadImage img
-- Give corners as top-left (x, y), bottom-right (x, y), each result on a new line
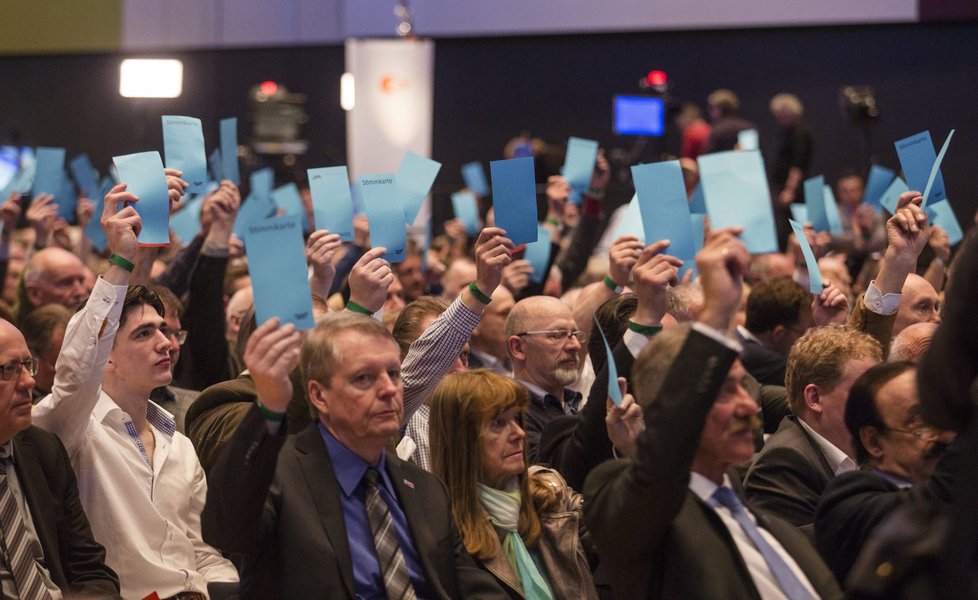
top-left (163, 328), bottom-right (188, 346)
top-left (516, 329), bottom-right (586, 343)
top-left (886, 425), bottom-right (939, 442)
top-left (0, 358), bottom-right (38, 381)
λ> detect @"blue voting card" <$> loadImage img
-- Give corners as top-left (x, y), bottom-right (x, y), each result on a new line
top-left (631, 160), bottom-right (695, 262)
top-left (396, 151), bottom-right (441, 224)
top-left (790, 204), bottom-right (809, 224)
top-left (863, 165), bottom-right (895, 210)
top-left (738, 128), bottom-right (759, 151)
top-left (681, 213), bottom-right (707, 280)
top-left (803, 175), bottom-right (828, 232)
top-left (308, 166), bottom-right (355, 241)
top-left (921, 129), bottom-right (954, 209)
top-left (880, 177), bottom-right (909, 215)
top-left (273, 183), bottom-right (309, 231)
top-left (234, 192), bottom-right (277, 239)
top-left (1, 163), bottom-right (35, 199)
top-left (688, 184), bottom-right (706, 214)
top-left (33, 147), bottom-right (65, 199)
top-left (461, 161), bottom-right (489, 197)
top-left (98, 175), bottom-right (115, 201)
top-left (824, 185), bottom-right (843, 235)
top-left (490, 156), bottom-right (538, 245)
top-left (250, 168), bottom-right (274, 205)
top-left (57, 172), bottom-right (77, 222)
top-left (112, 151), bottom-right (170, 246)
top-left (69, 154), bottom-right (99, 199)
top-left (524, 224), bottom-right (552, 284)
top-left (208, 149), bottom-right (222, 181)
top-left (613, 194), bottom-right (645, 242)
top-left (926, 200), bottom-right (964, 246)
top-left (220, 118), bottom-right (240, 184)
top-left (162, 115), bottom-right (208, 194)
top-left (169, 193), bottom-right (204, 244)
top-left (698, 150), bottom-right (778, 254)
top-left (359, 174), bottom-right (407, 263)
top-left (244, 214), bottom-right (315, 330)
top-left (451, 190), bottom-right (480, 236)
top-left (562, 137), bottom-right (598, 205)
top-left (789, 219), bottom-right (824, 293)
top-left (895, 130), bottom-right (947, 207)
top-left (84, 195), bottom-right (109, 252)
top-left (593, 316), bottom-right (622, 406)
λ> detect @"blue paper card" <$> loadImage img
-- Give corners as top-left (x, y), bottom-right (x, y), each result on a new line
top-left (698, 150), bottom-right (777, 253)
top-left (359, 174), bottom-right (407, 263)
top-left (250, 168), bottom-right (274, 205)
top-left (169, 193), bottom-right (204, 243)
top-left (451, 190), bottom-right (480, 236)
top-left (688, 184), bottom-right (706, 214)
top-left (112, 151), bottom-right (170, 246)
top-left (208, 149), bottom-right (222, 181)
top-left (790, 204), bottom-right (809, 224)
top-left (33, 147), bottom-right (65, 199)
top-left (524, 224), bottom-right (552, 284)
top-left (789, 219), bottom-right (824, 293)
top-left (863, 165), bottom-right (895, 210)
top-left (81, 178), bottom-right (111, 252)
top-left (396, 151), bottom-right (442, 224)
top-left (461, 161), bottom-right (489, 197)
top-left (220, 118), bottom-right (240, 184)
top-left (880, 177), bottom-right (909, 215)
top-left (895, 130), bottom-right (946, 206)
top-left (823, 185), bottom-right (843, 235)
top-left (593, 317), bottom-right (622, 407)
top-left (273, 183), bottom-right (308, 231)
top-left (490, 156), bottom-right (538, 245)
top-left (162, 115), bottom-right (208, 194)
top-left (926, 200), bottom-right (963, 246)
top-left (308, 166), bottom-right (354, 241)
top-left (562, 137), bottom-right (599, 205)
top-left (737, 128), bottom-right (759, 151)
top-left (682, 213), bottom-right (707, 280)
top-left (921, 129), bottom-right (954, 209)
top-left (631, 161), bottom-right (695, 262)
top-left (244, 214), bottom-right (315, 330)
top-left (57, 172), bottom-right (77, 222)
top-left (613, 194), bottom-right (645, 242)
top-left (234, 192), bottom-right (277, 239)
top-left (803, 175), bottom-right (828, 232)
top-left (69, 154), bottom-right (99, 199)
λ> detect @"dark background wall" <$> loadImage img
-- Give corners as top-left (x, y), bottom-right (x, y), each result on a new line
top-left (2, 21), bottom-right (976, 225)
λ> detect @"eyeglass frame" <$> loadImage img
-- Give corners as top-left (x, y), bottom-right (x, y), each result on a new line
top-left (0, 358), bottom-right (38, 381)
top-left (515, 329), bottom-right (587, 343)
top-left (162, 327), bottom-right (188, 346)
top-left (884, 425), bottom-right (939, 442)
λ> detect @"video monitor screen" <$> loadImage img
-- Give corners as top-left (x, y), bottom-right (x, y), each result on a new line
top-left (613, 95), bottom-right (665, 136)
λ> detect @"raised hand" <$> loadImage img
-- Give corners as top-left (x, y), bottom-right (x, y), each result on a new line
top-left (101, 183), bottom-right (142, 284)
top-left (348, 247), bottom-right (394, 313)
top-left (812, 280), bottom-right (850, 326)
top-left (696, 227), bottom-right (749, 332)
top-left (164, 168), bottom-right (189, 212)
top-left (244, 317), bottom-right (302, 414)
top-left (631, 240), bottom-right (684, 326)
top-left (500, 258), bottom-right (533, 295)
top-left (26, 193), bottom-right (57, 246)
top-left (606, 378), bottom-right (643, 461)
top-left (608, 235), bottom-right (646, 286)
top-left (472, 226), bottom-right (514, 298)
top-left (306, 230), bottom-right (343, 297)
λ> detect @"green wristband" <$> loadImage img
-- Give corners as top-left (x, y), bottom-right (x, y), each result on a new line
top-left (108, 253), bottom-right (135, 273)
top-left (627, 321), bottom-right (662, 336)
top-left (603, 275), bottom-right (622, 293)
top-left (468, 281), bottom-right (492, 305)
top-left (256, 399), bottom-right (286, 422)
top-left (346, 300), bottom-right (373, 315)
top-left (544, 216), bottom-right (561, 227)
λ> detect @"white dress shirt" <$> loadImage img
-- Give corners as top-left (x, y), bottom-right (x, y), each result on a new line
top-left (797, 417), bottom-right (856, 475)
top-left (33, 276), bottom-right (238, 599)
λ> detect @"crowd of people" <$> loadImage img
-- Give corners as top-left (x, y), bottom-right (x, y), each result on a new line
top-left (0, 87), bottom-right (975, 600)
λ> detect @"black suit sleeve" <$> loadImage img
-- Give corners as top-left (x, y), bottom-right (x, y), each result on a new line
top-left (174, 252), bottom-right (231, 391)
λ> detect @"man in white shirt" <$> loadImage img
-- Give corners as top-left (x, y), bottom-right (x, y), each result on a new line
top-left (33, 181), bottom-right (238, 599)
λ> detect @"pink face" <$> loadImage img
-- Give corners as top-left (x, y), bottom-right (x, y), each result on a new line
top-left (480, 406), bottom-right (526, 489)
top-left (695, 361), bottom-right (759, 468)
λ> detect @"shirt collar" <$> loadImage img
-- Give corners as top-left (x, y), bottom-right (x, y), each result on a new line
top-left (0, 441), bottom-right (12, 461)
top-left (318, 422), bottom-right (389, 498)
top-left (797, 417), bottom-right (856, 475)
top-left (519, 380), bottom-right (581, 407)
top-left (737, 325), bottom-right (765, 347)
top-left (689, 472), bottom-right (734, 503)
top-left (93, 390), bottom-right (176, 439)
top-left (871, 468), bottom-right (913, 489)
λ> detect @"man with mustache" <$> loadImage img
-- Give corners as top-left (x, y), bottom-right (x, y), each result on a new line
top-left (505, 295), bottom-right (586, 463)
top-left (814, 361), bottom-right (956, 583)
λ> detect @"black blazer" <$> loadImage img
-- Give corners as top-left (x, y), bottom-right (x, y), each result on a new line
top-left (584, 329), bottom-right (841, 600)
top-left (203, 405), bottom-right (508, 599)
top-left (12, 427), bottom-right (120, 598)
top-left (739, 337), bottom-right (787, 387)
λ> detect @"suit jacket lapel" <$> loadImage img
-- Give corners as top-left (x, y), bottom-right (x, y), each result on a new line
top-left (10, 434), bottom-right (61, 582)
top-left (293, 426), bottom-right (356, 598)
top-left (790, 416), bottom-right (837, 479)
top-left (693, 493), bottom-right (764, 600)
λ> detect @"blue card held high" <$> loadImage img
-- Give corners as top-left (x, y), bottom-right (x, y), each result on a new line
top-left (57, 172), bottom-right (78, 222)
top-left (790, 204), bottom-right (809, 224)
top-left (631, 160), bottom-right (695, 263)
top-left (863, 165), bottom-right (895, 210)
top-left (613, 194), bottom-right (645, 242)
top-left (219, 118), bottom-right (240, 185)
top-left (69, 154), bottom-right (100, 199)
top-left (451, 190), bottom-right (480, 236)
top-left (789, 219), bottom-right (824, 294)
top-left (682, 213), bottom-right (707, 280)
top-left (169, 194), bottom-right (204, 244)
top-left (895, 130), bottom-right (947, 207)
top-left (208, 149), bottom-right (222, 181)
top-left (803, 175), bottom-right (828, 232)
top-left (308, 166), bottom-right (355, 241)
top-left (593, 316), bottom-right (622, 407)
top-left (921, 129), bottom-right (954, 209)
top-left (698, 150), bottom-right (777, 254)
top-left (688, 184), bottom-right (706, 214)
top-left (33, 147), bottom-right (65, 199)
top-left (273, 183), bottom-right (309, 231)
top-left (112, 151), bottom-right (170, 246)
top-left (737, 129), bottom-right (759, 151)
top-left (234, 192), bottom-right (277, 240)
top-left (490, 156), bottom-right (538, 245)
top-left (562, 137), bottom-right (599, 205)
top-left (162, 115), bottom-right (208, 194)
top-left (359, 174), bottom-right (407, 263)
top-left (396, 151), bottom-right (442, 225)
top-left (84, 190), bottom-right (108, 252)
top-left (926, 200), bottom-right (963, 246)
top-left (823, 185), bottom-right (843, 235)
top-left (880, 177), bottom-right (909, 215)
top-left (461, 161), bottom-right (489, 197)
top-left (244, 214), bottom-right (315, 330)
top-left (524, 224), bottom-right (552, 284)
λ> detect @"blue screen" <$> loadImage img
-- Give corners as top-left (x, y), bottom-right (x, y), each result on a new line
top-left (614, 96), bottom-right (665, 136)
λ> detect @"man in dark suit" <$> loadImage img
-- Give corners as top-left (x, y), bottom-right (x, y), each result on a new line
top-left (584, 229), bottom-right (841, 600)
top-left (204, 311), bottom-right (507, 599)
top-left (0, 318), bottom-right (120, 598)
top-left (738, 278), bottom-right (813, 386)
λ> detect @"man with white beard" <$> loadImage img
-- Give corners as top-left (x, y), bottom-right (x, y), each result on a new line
top-left (505, 296), bottom-right (585, 463)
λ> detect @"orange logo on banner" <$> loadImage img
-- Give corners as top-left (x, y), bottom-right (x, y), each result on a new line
top-left (379, 75), bottom-right (410, 94)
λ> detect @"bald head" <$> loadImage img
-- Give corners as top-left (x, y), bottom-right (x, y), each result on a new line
top-left (893, 274), bottom-right (941, 338)
top-left (23, 248), bottom-right (88, 312)
top-left (505, 295), bottom-right (581, 396)
top-left (504, 296), bottom-right (572, 341)
top-left (889, 321), bottom-right (938, 363)
top-left (440, 259), bottom-right (477, 302)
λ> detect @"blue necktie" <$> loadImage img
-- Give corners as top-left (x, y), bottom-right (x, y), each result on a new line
top-left (712, 486), bottom-right (817, 600)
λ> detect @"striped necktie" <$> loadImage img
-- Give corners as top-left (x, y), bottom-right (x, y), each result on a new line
top-left (363, 467), bottom-right (417, 600)
top-left (0, 457), bottom-right (54, 599)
